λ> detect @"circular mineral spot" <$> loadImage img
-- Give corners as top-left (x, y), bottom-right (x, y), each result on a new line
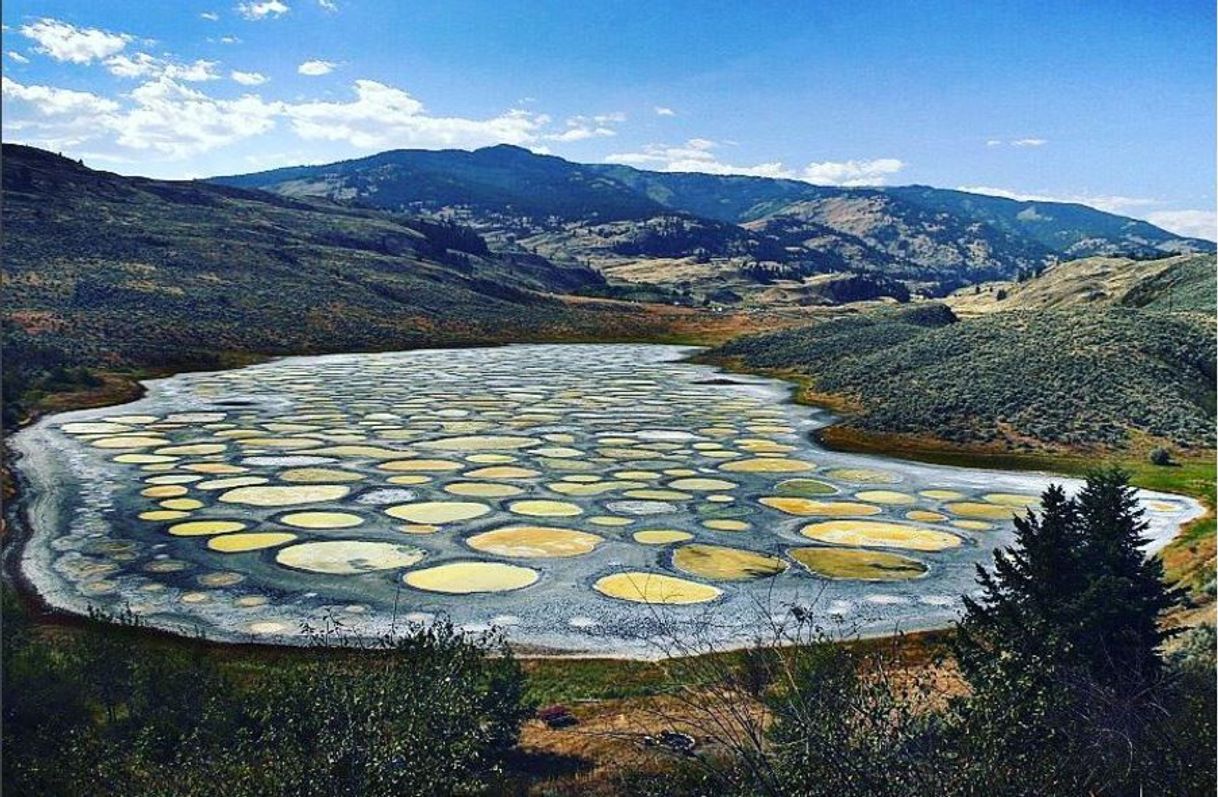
top-left (464, 466), bottom-right (540, 479)
top-left (673, 544), bottom-right (787, 581)
top-left (379, 458), bottom-right (463, 472)
top-left (92, 436), bottom-right (168, 449)
top-left (720, 458), bottom-right (813, 473)
top-left (633, 529), bottom-right (694, 545)
top-left (139, 510), bottom-right (190, 521)
top-left (114, 453), bottom-right (179, 464)
top-left (386, 474), bottom-right (432, 485)
top-left (703, 519), bottom-right (750, 531)
top-left (404, 562), bottom-right (539, 594)
top-left (466, 526), bottom-right (603, 558)
top-left (385, 501), bottom-right (491, 524)
top-left (107, 414), bottom-right (159, 424)
top-left (146, 474), bottom-right (202, 485)
top-left (218, 484), bottom-right (350, 507)
top-left (234, 595), bottom-right (268, 608)
top-left (279, 467), bottom-right (365, 483)
top-left (593, 572), bottom-right (721, 604)
top-left (199, 571), bottom-right (245, 587)
top-left (184, 462), bottom-right (247, 474)
top-left (800, 520), bottom-right (962, 552)
top-left (247, 621), bottom-right (289, 635)
top-left (508, 499), bottom-right (583, 517)
top-left (141, 485), bottom-right (188, 498)
top-left (63, 421), bottom-right (135, 435)
top-left (276, 540), bottom-right (425, 574)
top-left (208, 532), bottom-right (298, 553)
top-left (417, 435), bottom-right (540, 451)
top-left (279, 511), bottom-right (365, 529)
top-left (155, 443), bottom-right (227, 456)
top-left (465, 453), bottom-right (516, 464)
top-left (160, 498), bottom-right (204, 511)
top-left (311, 445), bottom-right (411, 458)
top-left (443, 481), bottom-right (525, 498)
top-left (905, 510), bottom-right (948, 523)
top-left (236, 437), bottom-right (323, 450)
top-left (944, 502), bottom-right (1020, 520)
top-left (775, 478), bottom-right (838, 497)
top-left (790, 547), bottom-right (928, 581)
top-left (825, 468), bottom-right (899, 484)
top-left (196, 476), bottom-right (269, 490)
top-left (982, 493), bottom-right (1041, 508)
top-left (854, 490), bottom-right (916, 505)
top-left (587, 516), bottom-right (632, 527)
top-left (919, 489), bottom-right (965, 501)
top-left (398, 524), bottom-right (440, 534)
top-left (952, 520), bottom-right (994, 531)
top-left (168, 520), bottom-right (247, 537)
top-left (666, 477), bottom-right (737, 491)
top-left (760, 497), bottom-right (883, 517)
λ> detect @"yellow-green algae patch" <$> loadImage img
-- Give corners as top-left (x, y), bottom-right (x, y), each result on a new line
top-left (404, 562), bottom-right (539, 594)
top-left (775, 478), bottom-right (837, 497)
top-left (279, 468), bottom-right (365, 483)
top-left (919, 489), bottom-right (965, 501)
top-left (667, 477), bottom-right (737, 491)
top-left (208, 532), bottom-right (298, 553)
top-left (854, 490), bottom-right (916, 505)
top-left (720, 458), bottom-right (813, 474)
top-left (384, 501), bottom-right (491, 524)
top-left (588, 516), bottom-right (632, 527)
top-left (443, 482), bottom-right (525, 498)
top-left (593, 572), bottom-right (721, 604)
top-left (508, 499), bottom-right (583, 517)
top-left (218, 484), bottom-right (350, 507)
top-left (906, 510), bottom-right (948, 523)
top-left (466, 526), bottom-right (603, 558)
top-left (672, 544), bottom-right (787, 581)
top-left (633, 529), bottom-right (694, 545)
top-left (982, 493), bottom-right (1041, 508)
top-left (760, 497), bottom-right (883, 517)
top-left (703, 519), bottom-right (750, 531)
top-left (790, 547), bottom-right (928, 581)
top-left (279, 512), bottom-right (365, 529)
top-left (800, 520), bottom-right (962, 552)
top-left (944, 502), bottom-right (1020, 520)
top-left (826, 468), bottom-right (899, 484)
top-left (276, 540), bottom-right (425, 574)
top-left (168, 520), bottom-right (247, 537)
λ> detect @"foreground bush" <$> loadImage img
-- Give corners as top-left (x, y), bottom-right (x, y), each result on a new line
top-left (1, 600), bottom-right (530, 796)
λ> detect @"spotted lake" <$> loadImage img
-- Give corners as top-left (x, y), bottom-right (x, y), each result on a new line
top-left (11, 344), bottom-right (1202, 657)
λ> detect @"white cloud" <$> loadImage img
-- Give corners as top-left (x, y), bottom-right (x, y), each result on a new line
top-left (200, 11), bottom-right (220, 21)
top-left (20, 18), bottom-right (131, 64)
top-left (956, 185), bottom-right (1158, 215)
top-left (105, 53), bottom-right (221, 82)
top-left (545, 113), bottom-right (622, 142)
top-left (1011, 137), bottom-right (1047, 147)
top-left (220, 36), bottom-right (242, 44)
top-left (2, 75), bottom-right (120, 115)
top-left (298, 59), bottom-right (336, 76)
top-left (237, 0), bottom-right (290, 20)
top-left (111, 78), bottom-right (282, 157)
top-left (318, 0), bottom-right (338, 10)
top-left (801, 158), bottom-right (905, 186)
top-left (7, 51), bottom-right (30, 64)
top-left (654, 106), bottom-right (675, 117)
top-left (985, 139), bottom-right (1002, 147)
top-left (285, 79), bottom-right (547, 150)
top-left (1145, 210), bottom-right (1217, 241)
top-left (231, 70), bottom-right (268, 85)
top-left (605, 139), bottom-right (904, 185)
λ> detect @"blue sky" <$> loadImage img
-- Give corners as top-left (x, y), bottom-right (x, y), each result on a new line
top-left (3, 1), bottom-right (1214, 238)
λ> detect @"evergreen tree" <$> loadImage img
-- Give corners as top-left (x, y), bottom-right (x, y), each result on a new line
top-left (1073, 467), bottom-right (1181, 694)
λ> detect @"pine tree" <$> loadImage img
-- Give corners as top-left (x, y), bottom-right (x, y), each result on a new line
top-left (1072, 467), bottom-right (1181, 694)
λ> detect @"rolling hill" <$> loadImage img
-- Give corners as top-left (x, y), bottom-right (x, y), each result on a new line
top-left (212, 145), bottom-right (1213, 294)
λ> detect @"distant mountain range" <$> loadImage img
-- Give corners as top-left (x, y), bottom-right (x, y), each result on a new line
top-left (212, 144), bottom-right (1213, 296)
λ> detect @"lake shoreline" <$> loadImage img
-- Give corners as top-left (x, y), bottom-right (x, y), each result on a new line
top-left (4, 343), bottom-right (1206, 659)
